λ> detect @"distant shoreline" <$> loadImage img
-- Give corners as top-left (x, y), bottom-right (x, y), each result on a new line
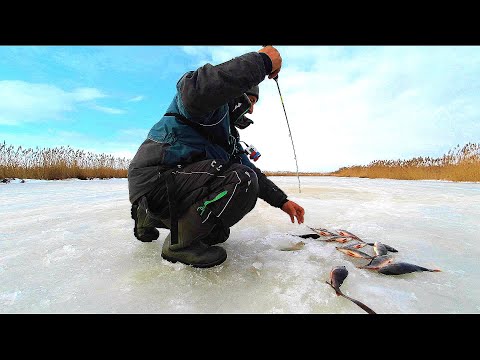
top-left (2, 142), bottom-right (480, 183)
top-left (3, 174), bottom-right (479, 185)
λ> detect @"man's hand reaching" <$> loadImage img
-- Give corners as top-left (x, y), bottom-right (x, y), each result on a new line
top-left (281, 200), bottom-right (305, 224)
top-left (259, 46), bottom-right (282, 79)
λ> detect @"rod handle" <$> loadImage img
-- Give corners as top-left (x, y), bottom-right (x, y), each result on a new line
top-left (262, 45), bottom-right (279, 80)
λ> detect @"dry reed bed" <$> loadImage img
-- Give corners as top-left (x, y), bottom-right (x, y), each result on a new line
top-left (329, 143), bottom-right (480, 182)
top-left (2, 142), bottom-right (480, 182)
top-left (0, 142), bottom-right (129, 180)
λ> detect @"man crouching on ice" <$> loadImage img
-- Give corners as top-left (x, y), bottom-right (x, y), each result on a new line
top-left (128, 46), bottom-right (305, 268)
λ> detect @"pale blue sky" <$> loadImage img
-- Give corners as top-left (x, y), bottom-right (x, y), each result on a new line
top-left (1, 45), bottom-right (479, 172)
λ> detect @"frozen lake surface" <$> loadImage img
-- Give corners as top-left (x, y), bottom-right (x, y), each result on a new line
top-left (1, 176), bottom-right (479, 314)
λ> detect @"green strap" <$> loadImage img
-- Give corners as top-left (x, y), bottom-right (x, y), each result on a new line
top-left (197, 190), bottom-right (228, 216)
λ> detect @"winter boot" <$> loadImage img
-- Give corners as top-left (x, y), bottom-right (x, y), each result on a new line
top-left (201, 223), bottom-right (230, 246)
top-left (161, 205), bottom-right (227, 268)
top-left (131, 196), bottom-right (161, 242)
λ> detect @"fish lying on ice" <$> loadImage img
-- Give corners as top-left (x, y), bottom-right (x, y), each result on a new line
top-left (298, 227), bottom-right (398, 252)
top-left (327, 266), bottom-right (348, 295)
top-left (336, 247), bottom-right (374, 260)
top-left (327, 236), bottom-right (353, 244)
top-left (326, 266), bottom-right (376, 314)
top-left (307, 226), bottom-right (339, 237)
top-left (377, 262), bottom-right (441, 275)
top-left (366, 242), bottom-right (398, 253)
top-left (373, 242), bottom-right (388, 256)
top-left (357, 254), bottom-right (394, 270)
top-left (336, 229), bottom-right (362, 240)
top-left (338, 242), bottom-right (369, 250)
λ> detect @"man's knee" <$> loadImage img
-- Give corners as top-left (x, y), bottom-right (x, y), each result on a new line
top-left (228, 164), bottom-right (259, 196)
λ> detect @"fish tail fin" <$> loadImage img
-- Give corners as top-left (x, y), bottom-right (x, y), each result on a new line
top-left (342, 294), bottom-right (377, 314)
top-left (419, 265), bottom-right (441, 272)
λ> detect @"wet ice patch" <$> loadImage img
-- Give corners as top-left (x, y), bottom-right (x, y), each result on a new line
top-left (1, 291), bottom-right (20, 306)
top-left (43, 244), bottom-right (82, 265)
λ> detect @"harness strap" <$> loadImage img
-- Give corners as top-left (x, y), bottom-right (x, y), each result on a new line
top-left (165, 169), bottom-right (179, 245)
top-left (165, 112), bottom-right (229, 150)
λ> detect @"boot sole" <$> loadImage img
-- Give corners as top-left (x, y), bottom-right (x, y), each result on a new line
top-left (131, 204), bottom-right (159, 242)
top-left (161, 252), bottom-right (227, 268)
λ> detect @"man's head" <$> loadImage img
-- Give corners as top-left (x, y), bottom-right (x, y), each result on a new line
top-left (228, 85), bottom-right (260, 129)
top-left (245, 85), bottom-right (259, 114)
top-left (245, 85), bottom-right (259, 102)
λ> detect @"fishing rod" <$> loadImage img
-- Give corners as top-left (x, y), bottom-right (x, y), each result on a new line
top-left (263, 45), bottom-right (301, 193)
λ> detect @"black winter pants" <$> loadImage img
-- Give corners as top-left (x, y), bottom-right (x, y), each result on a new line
top-left (145, 159), bottom-right (260, 236)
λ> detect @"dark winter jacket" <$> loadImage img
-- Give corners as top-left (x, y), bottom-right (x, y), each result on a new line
top-left (128, 51), bottom-right (288, 210)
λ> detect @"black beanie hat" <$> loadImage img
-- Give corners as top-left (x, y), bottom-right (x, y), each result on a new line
top-left (245, 85), bottom-right (259, 101)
